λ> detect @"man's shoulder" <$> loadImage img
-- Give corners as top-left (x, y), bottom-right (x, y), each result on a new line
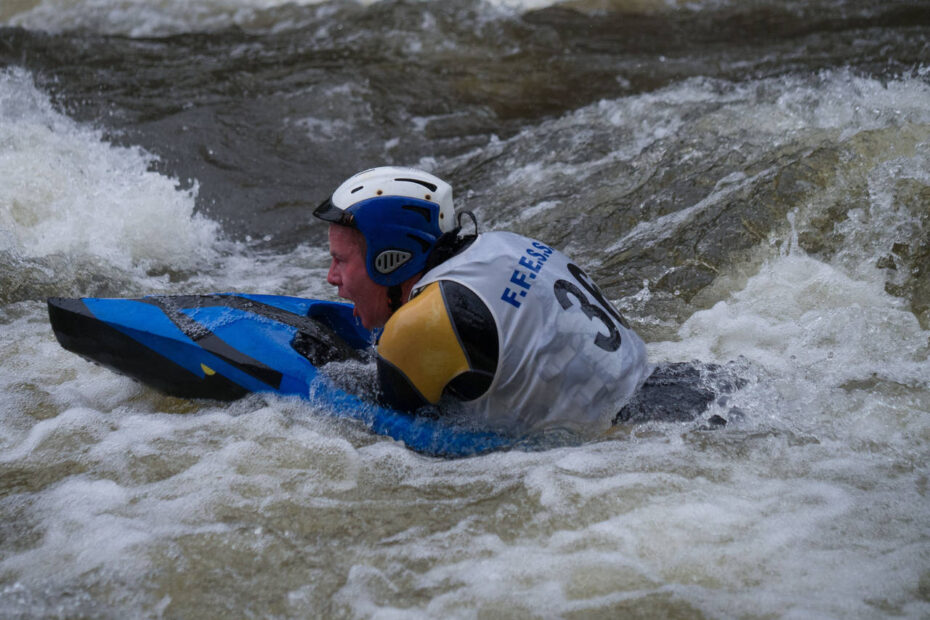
top-left (378, 281), bottom-right (474, 406)
top-left (385, 281), bottom-right (444, 338)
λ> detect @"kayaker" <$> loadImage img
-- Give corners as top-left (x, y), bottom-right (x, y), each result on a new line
top-left (314, 166), bottom-right (650, 435)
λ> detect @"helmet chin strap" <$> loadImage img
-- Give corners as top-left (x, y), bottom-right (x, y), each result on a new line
top-left (457, 210), bottom-right (479, 236)
top-left (387, 284), bottom-right (404, 313)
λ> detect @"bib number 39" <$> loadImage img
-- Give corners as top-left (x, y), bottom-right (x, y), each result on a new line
top-left (553, 263), bottom-right (631, 352)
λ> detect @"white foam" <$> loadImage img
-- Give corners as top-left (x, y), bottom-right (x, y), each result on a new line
top-left (328, 426), bottom-right (929, 618)
top-left (590, 72), bottom-right (930, 251)
top-left (460, 70), bottom-right (930, 249)
top-left (0, 0), bottom-right (744, 36)
top-left (173, 241), bottom-right (333, 298)
top-left (662, 251), bottom-right (927, 376)
top-left (0, 394), bottom-right (363, 585)
top-left (646, 242), bottom-right (930, 454)
top-left (0, 68), bottom-right (219, 273)
top-left (1, 36), bottom-right (929, 620)
top-left (2, 0), bottom-right (330, 36)
top-left (1, 0), bottom-right (554, 36)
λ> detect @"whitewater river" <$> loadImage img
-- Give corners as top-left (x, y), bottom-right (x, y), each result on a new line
top-left (1, 0), bottom-right (929, 617)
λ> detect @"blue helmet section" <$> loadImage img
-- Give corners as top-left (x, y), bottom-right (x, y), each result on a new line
top-left (346, 195), bottom-right (444, 286)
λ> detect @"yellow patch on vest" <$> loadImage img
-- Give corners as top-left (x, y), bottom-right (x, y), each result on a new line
top-left (378, 282), bottom-right (470, 404)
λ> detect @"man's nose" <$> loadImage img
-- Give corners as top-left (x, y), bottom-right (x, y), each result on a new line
top-left (326, 260), bottom-right (340, 286)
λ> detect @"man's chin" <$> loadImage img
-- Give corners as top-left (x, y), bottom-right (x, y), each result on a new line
top-left (352, 306), bottom-right (372, 329)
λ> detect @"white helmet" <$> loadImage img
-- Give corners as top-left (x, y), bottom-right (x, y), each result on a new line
top-left (314, 167), bottom-right (455, 285)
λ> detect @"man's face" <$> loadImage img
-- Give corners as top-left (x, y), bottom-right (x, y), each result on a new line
top-left (327, 225), bottom-right (392, 329)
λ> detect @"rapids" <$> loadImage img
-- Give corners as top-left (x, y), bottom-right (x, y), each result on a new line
top-left (1, 0), bottom-right (929, 617)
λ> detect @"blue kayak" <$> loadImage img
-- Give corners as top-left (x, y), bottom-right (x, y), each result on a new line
top-left (47, 294), bottom-right (517, 458)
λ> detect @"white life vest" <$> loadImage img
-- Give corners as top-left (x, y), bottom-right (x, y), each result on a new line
top-left (412, 232), bottom-right (649, 434)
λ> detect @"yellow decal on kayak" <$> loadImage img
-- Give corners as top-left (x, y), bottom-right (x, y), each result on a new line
top-left (201, 363), bottom-right (216, 376)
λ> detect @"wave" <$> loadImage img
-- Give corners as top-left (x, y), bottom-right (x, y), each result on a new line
top-left (1, 0), bottom-right (879, 37)
top-left (0, 68), bottom-right (222, 301)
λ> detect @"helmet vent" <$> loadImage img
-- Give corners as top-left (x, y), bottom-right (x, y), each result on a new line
top-left (375, 250), bottom-right (412, 274)
top-left (350, 185), bottom-right (364, 193)
top-left (395, 177), bottom-right (438, 192)
top-left (401, 204), bottom-right (433, 223)
top-left (407, 234), bottom-right (431, 253)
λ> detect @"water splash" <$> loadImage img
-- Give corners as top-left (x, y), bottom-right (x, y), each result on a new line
top-left (0, 68), bottom-right (220, 271)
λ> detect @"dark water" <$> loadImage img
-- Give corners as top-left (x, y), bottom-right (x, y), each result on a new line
top-left (2, 0), bottom-right (930, 617)
top-left (4, 1), bottom-right (929, 332)
top-left (4, 0), bottom-right (928, 249)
